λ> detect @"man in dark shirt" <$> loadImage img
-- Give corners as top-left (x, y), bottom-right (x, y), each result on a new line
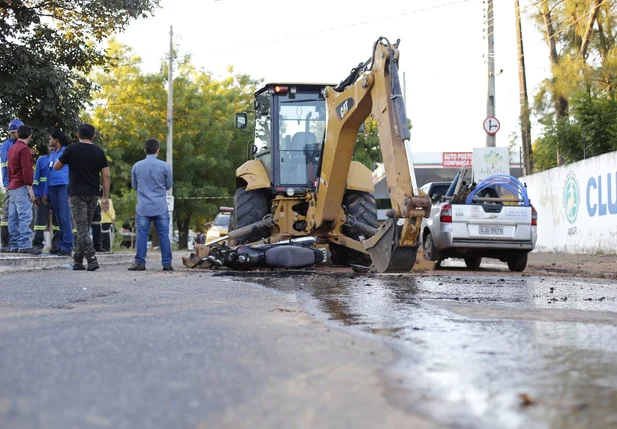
top-left (7, 125), bottom-right (40, 254)
top-left (54, 123), bottom-right (110, 271)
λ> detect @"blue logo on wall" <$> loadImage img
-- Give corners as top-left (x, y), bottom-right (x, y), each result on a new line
top-left (563, 172), bottom-right (580, 224)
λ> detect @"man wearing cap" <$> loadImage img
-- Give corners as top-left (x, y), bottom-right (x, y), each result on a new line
top-left (0, 119), bottom-right (24, 251)
top-left (7, 125), bottom-right (40, 254)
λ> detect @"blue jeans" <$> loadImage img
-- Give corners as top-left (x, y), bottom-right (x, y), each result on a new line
top-left (135, 213), bottom-right (172, 266)
top-left (8, 186), bottom-right (33, 250)
top-left (49, 185), bottom-right (73, 252)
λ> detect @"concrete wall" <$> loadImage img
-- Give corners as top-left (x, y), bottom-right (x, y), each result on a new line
top-left (521, 151), bottom-right (617, 254)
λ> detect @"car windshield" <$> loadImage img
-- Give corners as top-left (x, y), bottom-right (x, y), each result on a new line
top-left (213, 213), bottom-right (230, 227)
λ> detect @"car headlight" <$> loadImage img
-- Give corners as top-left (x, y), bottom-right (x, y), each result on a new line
top-left (208, 231), bottom-right (220, 238)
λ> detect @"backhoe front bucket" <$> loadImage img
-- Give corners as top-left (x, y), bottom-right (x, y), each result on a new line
top-left (362, 217), bottom-right (418, 273)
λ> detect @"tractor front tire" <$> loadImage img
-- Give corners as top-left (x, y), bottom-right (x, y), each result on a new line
top-left (232, 186), bottom-right (271, 245)
top-left (330, 191), bottom-right (379, 266)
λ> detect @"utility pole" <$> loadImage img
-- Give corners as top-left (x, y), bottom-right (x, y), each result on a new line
top-left (166, 26), bottom-right (174, 240)
top-left (515, 0), bottom-right (533, 174)
top-left (403, 71), bottom-right (407, 112)
top-left (486, 0), bottom-right (496, 147)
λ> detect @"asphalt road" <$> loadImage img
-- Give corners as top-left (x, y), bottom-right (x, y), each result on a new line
top-left (0, 263), bottom-right (432, 429)
top-left (230, 269), bottom-right (617, 429)
top-left (2, 262), bottom-right (617, 429)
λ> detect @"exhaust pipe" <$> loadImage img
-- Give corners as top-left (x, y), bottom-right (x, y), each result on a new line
top-left (204, 215), bottom-right (273, 247)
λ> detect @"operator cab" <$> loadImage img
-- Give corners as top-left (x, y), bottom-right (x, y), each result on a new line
top-left (235, 83), bottom-right (332, 195)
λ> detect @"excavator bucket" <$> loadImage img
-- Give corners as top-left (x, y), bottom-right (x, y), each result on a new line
top-left (414, 250), bottom-right (437, 271)
top-left (362, 218), bottom-right (419, 273)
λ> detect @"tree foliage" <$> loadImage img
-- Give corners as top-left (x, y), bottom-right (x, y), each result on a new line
top-left (353, 118), bottom-right (412, 169)
top-left (0, 0), bottom-right (160, 147)
top-left (531, 0), bottom-right (617, 169)
top-left (90, 41), bottom-right (260, 247)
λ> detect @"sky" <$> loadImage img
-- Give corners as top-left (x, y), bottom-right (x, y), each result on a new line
top-left (116, 0), bottom-right (551, 155)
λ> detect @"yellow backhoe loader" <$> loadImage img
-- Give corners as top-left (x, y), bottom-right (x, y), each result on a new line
top-left (194, 36), bottom-right (431, 273)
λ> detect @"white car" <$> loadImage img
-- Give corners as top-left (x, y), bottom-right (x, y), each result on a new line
top-left (419, 179), bottom-right (537, 272)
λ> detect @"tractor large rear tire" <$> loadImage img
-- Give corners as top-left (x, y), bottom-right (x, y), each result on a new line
top-left (232, 186), bottom-right (271, 245)
top-left (330, 191), bottom-right (378, 266)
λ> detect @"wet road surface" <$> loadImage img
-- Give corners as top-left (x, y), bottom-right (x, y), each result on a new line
top-left (228, 271), bottom-right (617, 429)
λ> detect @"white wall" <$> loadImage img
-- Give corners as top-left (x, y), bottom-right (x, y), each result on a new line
top-left (522, 151), bottom-right (617, 253)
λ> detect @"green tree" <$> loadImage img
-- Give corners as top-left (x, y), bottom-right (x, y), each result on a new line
top-left (530, 1), bottom-right (617, 170)
top-left (90, 41), bottom-right (260, 248)
top-left (353, 119), bottom-right (381, 169)
top-left (353, 118), bottom-right (412, 169)
top-left (0, 0), bottom-right (160, 145)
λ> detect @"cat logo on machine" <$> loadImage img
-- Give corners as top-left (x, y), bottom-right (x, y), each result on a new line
top-left (336, 98), bottom-right (355, 120)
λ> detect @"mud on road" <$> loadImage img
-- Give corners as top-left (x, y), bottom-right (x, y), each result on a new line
top-left (218, 266), bottom-right (617, 429)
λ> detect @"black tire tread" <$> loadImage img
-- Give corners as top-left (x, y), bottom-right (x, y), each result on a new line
top-left (507, 252), bottom-right (528, 272)
top-left (233, 187), bottom-right (270, 244)
top-left (346, 193), bottom-right (379, 230)
top-left (464, 256), bottom-right (482, 270)
top-left (334, 191), bottom-right (378, 266)
top-left (423, 232), bottom-right (438, 262)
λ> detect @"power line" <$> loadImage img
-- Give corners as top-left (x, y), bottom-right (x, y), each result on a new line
top-left (199, 0), bottom-right (473, 53)
top-left (89, 0), bottom-right (474, 71)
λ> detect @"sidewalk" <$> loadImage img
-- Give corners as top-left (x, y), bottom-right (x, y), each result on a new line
top-left (0, 251), bottom-right (134, 273)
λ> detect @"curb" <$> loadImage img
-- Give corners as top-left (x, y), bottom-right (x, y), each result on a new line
top-left (0, 253), bottom-right (135, 273)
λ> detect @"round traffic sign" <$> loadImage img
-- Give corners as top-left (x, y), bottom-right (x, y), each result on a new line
top-left (483, 116), bottom-right (500, 135)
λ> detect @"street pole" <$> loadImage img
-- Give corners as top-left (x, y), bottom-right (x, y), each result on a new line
top-left (166, 26), bottom-right (174, 241)
top-left (515, 0), bottom-right (533, 175)
top-left (403, 71), bottom-right (407, 112)
top-left (486, 0), bottom-right (496, 147)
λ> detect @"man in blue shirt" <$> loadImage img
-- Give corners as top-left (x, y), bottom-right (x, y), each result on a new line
top-left (32, 144), bottom-right (50, 251)
top-left (128, 138), bottom-right (173, 271)
top-left (0, 119), bottom-right (24, 251)
top-left (45, 129), bottom-right (73, 256)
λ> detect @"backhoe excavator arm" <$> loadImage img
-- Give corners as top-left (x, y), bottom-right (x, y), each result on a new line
top-left (312, 37), bottom-right (431, 272)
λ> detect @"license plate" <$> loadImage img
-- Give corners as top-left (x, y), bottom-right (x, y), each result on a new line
top-left (479, 225), bottom-right (504, 235)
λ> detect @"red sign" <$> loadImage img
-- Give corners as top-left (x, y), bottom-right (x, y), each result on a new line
top-left (442, 152), bottom-right (473, 168)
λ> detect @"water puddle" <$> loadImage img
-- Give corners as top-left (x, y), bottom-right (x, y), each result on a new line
top-left (216, 271), bottom-right (617, 429)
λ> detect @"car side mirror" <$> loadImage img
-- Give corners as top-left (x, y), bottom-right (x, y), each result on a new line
top-left (235, 112), bottom-right (248, 129)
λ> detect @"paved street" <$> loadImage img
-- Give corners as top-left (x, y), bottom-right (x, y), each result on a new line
top-left (1, 258), bottom-right (617, 429)
top-left (0, 262), bottom-right (431, 429)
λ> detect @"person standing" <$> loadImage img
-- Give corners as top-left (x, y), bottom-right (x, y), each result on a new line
top-left (43, 129), bottom-right (73, 256)
top-left (128, 138), bottom-right (173, 271)
top-left (0, 119), bottom-right (24, 251)
top-left (100, 195), bottom-right (116, 252)
top-left (32, 143), bottom-right (60, 253)
top-left (54, 124), bottom-right (110, 271)
top-left (7, 125), bottom-right (40, 254)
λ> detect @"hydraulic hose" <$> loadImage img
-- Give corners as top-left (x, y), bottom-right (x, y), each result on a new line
top-left (465, 175), bottom-right (530, 206)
